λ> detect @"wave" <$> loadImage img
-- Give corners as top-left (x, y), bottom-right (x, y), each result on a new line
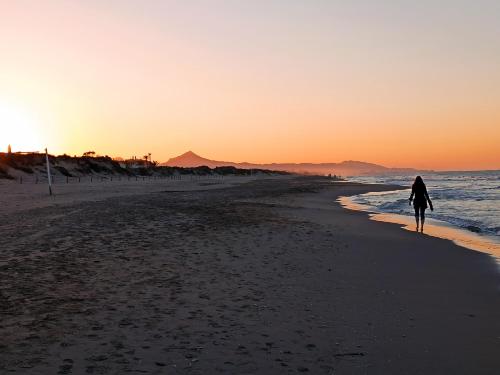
top-left (349, 171), bottom-right (500, 240)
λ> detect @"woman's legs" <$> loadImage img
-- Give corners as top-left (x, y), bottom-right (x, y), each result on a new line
top-left (414, 206), bottom-right (420, 231)
top-left (420, 207), bottom-right (426, 232)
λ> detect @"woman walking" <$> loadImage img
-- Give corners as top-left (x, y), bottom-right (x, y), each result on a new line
top-left (409, 176), bottom-right (433, 232)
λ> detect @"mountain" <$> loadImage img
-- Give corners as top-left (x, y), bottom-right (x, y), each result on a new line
top-left (163, 151), bottom-right (234, 169)
top-left (162, 151), bottom-right (429, 176)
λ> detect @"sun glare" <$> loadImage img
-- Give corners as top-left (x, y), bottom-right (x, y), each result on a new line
top-left (0, 102), bottom-right (44, 153)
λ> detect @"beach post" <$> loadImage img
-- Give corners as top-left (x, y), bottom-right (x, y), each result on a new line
top-left (45, 148), bottom-right (53, 196)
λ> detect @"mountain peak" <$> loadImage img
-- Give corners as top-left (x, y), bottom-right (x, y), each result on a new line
top-left (164, 150), bottom-right (221, 167)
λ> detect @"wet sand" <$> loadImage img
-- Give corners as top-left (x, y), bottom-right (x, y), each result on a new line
top-left (338, 194), bottom-right (500, 261)
top-left (1, 177), bottom-right (499, 374)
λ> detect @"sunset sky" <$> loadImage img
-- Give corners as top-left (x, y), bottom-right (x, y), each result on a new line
top-left (0, 0), bottom-right (499, 170)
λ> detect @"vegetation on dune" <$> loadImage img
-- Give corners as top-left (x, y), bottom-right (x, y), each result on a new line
top-left (0, 164), bottom-right (14, 179)
top-left (0, 153), bottom-right (289, 179)
top-left (0, 153), bottom-right (35, 174)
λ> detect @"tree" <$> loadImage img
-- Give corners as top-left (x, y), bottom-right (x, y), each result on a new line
top-left (83, 151), bottom-right (96, 157)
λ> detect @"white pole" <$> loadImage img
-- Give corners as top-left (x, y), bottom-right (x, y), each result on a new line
top-left (45, 148), bottom-right (53, 196)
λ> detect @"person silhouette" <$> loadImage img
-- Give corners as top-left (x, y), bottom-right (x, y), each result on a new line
top-left (409, 176), bottom-right (433, 232)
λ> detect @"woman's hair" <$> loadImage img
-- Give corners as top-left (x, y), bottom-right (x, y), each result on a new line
top-left (413, 175), bottom-right (425, 187)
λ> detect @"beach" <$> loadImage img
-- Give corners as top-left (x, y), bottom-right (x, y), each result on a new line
top-left (1, 176), bottom-right (499, 374)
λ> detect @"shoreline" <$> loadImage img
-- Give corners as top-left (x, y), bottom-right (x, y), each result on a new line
top-left (338, 189), bottom-right (500, 263)
top-left (1, 177), bottom-right (499, 374)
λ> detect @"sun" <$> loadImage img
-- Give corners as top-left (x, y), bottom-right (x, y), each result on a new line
top-left (0, 101), bottom-right (44, 153)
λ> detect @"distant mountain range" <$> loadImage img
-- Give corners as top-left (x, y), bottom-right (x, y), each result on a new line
top-left (162, 151), bottom-right (430, 176)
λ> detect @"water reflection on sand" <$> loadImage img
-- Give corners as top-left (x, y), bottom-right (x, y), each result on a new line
top-left (338, 195), bottom-right (500, 265)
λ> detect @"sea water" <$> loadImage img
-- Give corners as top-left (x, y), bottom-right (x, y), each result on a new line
top-left (346, 171), bottom-right (500, 254)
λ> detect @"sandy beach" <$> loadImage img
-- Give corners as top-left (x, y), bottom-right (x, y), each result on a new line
top-left (1, 176), bottom-right (499, 374)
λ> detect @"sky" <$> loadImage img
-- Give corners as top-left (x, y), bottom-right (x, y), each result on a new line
top-left (0, 0), bottom-right (499, 170)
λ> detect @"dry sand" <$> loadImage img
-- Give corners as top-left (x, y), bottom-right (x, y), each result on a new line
top-left (0, 175), bottom-right (277, 215)
top-left (0, 176), bottom-right (499, 374)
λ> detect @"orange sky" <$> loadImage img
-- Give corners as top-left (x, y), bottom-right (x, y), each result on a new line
top-left (0, 1), bottom-right (499, 170)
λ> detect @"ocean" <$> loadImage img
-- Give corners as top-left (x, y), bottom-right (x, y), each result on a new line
top-left (345, 171), bottom-right (500, 253)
